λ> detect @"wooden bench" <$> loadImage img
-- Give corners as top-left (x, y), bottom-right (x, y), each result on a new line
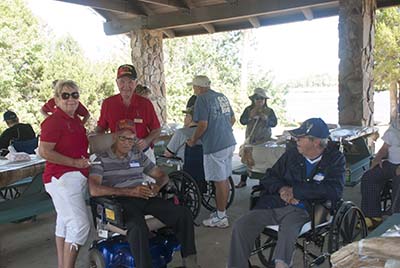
top-left (0, 177), bottom-right (33, 200)
top-left (0, 172), bottom-right (54, 224)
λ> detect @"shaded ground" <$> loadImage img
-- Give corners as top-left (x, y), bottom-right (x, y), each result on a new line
top-left (0, 152), bottom-right (363, 268)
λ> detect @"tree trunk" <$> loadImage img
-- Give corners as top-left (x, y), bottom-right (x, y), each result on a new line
top-left (389, 80), bottom-right (398, 123)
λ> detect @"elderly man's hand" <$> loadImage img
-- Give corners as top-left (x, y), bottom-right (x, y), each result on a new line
top-left (136, 139), bottom-right (149, 151)
top-left (150, 184), bottom-right (161, 197)
top-left (132, 185), bottom-right (154, 199)
top-left (279, 186), bottom-right (294, 204)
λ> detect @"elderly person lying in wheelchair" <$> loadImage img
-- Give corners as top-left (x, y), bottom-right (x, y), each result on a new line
top-left (228, 118), bottom-right (345, 268)
top-left (88, 119), bottom-right (200, 268)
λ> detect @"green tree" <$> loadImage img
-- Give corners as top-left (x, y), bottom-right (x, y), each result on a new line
top-left (164, 31), bottom-right (287, 127)
top-left (375, 7), bottom-right (400, 122)
top-left (0, 0), bottom-right (47, 130)
top-left (0, 0), bottom-right (121, 133)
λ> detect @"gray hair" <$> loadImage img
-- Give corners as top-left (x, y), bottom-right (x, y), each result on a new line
top-left (307, 136), bottom-right (329, 149)
top-left (54, 80), bottom-right (79, 98)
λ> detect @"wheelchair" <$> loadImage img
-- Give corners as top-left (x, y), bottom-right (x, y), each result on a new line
top-left (157, 144), bottom-right (235, 212)
top-left (87, 134), bottom-right (202, 268)
top-left (248, 187), bottom-right (368, 268)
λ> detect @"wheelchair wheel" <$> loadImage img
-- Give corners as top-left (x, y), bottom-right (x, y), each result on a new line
top-left (327, 201), bottom-right (368, 253)
top-left (201, 176), bottom-right (235, 211)
top-left (254, 230), bottom-right (276, 268)
top-left (89, 248), bottom-right (106, 268)
top-left (168, 171), bottom-right (202, 220)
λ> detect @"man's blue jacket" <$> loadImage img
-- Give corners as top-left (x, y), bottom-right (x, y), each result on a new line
top-left (254, 143), bottom-right (345, 213)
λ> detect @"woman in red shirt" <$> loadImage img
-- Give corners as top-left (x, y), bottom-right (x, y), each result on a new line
top-left (39, 80), bottom-right (91, 268)
top-left (40, 80), bottom-right (90, 125)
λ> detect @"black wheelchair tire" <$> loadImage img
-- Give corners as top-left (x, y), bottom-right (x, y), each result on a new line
top-left (254, 232), bottom-right (276, 268)
top-left (327, 201), bottom-right (368, 253)
top-left (201, 176), bottom-right (235, 211)
top-left (168, 170), bottom-right (202, 220)
top-left (89, 248), bottom-right (106, 268)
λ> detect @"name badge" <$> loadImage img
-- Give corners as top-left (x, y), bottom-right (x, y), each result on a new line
top-left (313, 173), bottom-right (325, 182)
top-left (129, 160), bottom-right (141, 168)
top-left (134, 118), bottom-right (143, 124)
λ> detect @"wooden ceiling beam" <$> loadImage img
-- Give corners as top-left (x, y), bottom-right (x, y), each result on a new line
top-left (201, 23), bottom-right (215, 34)
top-left (301, 8), bottom-right (314, 20)
top-left (135, 0), bottom-right (189, 10)
top-left (248, 17), bottom-right (260, 28)
top-left (103, 0), bottom-right (338, 34)
top-left (163, 29), bottom-right (176, 38)
top-left (53, 0), bottom-right (144, 15)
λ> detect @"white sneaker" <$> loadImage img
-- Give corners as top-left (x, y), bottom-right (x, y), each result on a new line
top-left (202, 214), bottom-right (229, 228)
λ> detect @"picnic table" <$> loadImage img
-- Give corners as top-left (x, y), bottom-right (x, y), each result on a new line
top-left (0, 155), bottom-right (45, 188)
top-left (0, 155), bottom-right (54, 224)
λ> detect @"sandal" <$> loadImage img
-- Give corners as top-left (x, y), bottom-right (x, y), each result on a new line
top-left (235, 181), bottom-right (247, 188)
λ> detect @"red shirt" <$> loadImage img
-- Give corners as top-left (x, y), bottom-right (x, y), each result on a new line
top-left (97, 93), bottom-right (160, 139)
top-left (42, 98), bottom-right (89, 117)
top-left (40, 109), bottom-right (89, 184)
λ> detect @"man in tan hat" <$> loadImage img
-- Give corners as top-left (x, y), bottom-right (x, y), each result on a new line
top-left (187, 75), bottom-right (236, 228)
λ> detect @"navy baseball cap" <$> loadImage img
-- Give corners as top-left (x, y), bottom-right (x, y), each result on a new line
top-left (3, 110), bottom-right (17, 121)
top-left (289, 118), bottom-right (330, 139)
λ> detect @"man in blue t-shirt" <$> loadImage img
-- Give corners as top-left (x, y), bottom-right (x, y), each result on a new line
top-left (187, 75), bottom-right (236, 228)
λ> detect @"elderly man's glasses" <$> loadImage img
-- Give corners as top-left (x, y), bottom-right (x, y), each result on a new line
top-left (118, 136), bottom-right (136, 143)
top-left (61, 92), bottom-right (80, 100)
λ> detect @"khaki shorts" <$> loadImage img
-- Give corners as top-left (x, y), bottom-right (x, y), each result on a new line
top-left (204, 145), bottom-right (235, 181)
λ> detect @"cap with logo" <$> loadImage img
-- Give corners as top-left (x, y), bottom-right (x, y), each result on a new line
top-left (116, 119), bottom-right (136, 134)
top-left (3, 110), bottom-right (17, 121)
top-left (187, 75), bottom-right (211, 88)
top-left (117, 64), bottom-right (137, 80)
top-left (289, 118), bottom-right (330, 139)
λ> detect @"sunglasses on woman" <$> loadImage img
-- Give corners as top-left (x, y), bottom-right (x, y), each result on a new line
top-left (61, 92), bottom-right (80, 100)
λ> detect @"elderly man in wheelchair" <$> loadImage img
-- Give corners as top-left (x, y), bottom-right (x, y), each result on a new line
top-left (88, 119), bottom-right (200, 268)
top-left (228, 118), bottom-right (350, 268)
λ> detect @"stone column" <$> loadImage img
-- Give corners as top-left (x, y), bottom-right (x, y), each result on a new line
top-left (130, 29), bottom-right (166, 124)
top-left (338, 0), bottom-right (376, 126)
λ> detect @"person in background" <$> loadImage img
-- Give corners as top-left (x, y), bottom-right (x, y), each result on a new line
top-left (228, 118), bottom-right (345, 268)
top-left (39, 80), bottom-right (91, 268)
top-left (40, 80), bottom-right (90, 125)
top-left (164, 95), bottom-right (198, 161)
top-left (134, 84), bottom-right (152, 99)
top-left (88, 119), bottom-right (200, 268)
top-left (361, 116), bottom-right (400, 229)
top-left (95, 64), bottom-right (161, 163)
top-left (0, 110), bottom-right (36, 154)
top-left (187, 75), bottom-right (236, 228)
top-left (236, 88), bottom-right (278, 188)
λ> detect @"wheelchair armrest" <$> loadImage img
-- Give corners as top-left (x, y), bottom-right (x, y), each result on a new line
top-left (310, 199), bottom-right (333, 236)
top-left (250, 185), bottom-right (265, 210)
top-left (250, 184), bottom-right (265, 195)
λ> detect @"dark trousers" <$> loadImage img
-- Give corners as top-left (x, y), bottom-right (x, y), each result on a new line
top-left (117, 197), bottom-right (196, 268)
top-left (361, 161), bottom-right (400, 217)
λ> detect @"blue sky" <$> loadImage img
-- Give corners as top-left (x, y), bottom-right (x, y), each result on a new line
top-left (27, 0), bottom-right (339, 82)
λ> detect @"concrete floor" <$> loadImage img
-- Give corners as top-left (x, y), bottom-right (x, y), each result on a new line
top-left (0, 155), bottom-right (363, 268)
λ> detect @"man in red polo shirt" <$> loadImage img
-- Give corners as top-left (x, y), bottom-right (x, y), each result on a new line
top-left (95, 64), bottom-right (161, 163)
